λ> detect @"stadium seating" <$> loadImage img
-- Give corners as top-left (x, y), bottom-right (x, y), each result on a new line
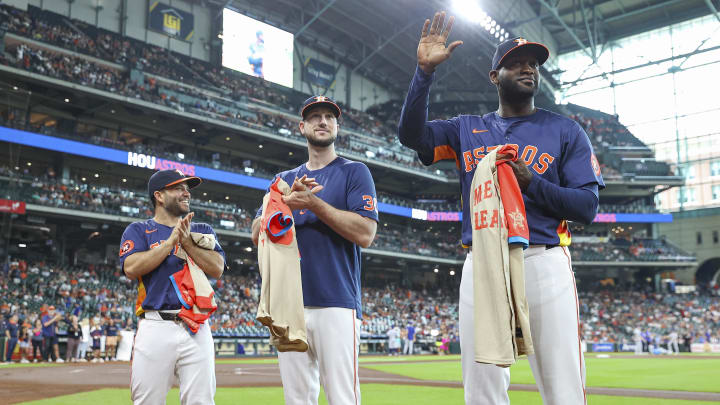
top-left (3, 259), bottom-right (717, 345)
top-left (0, 167), bottom-right (696, 263)
top-left (579, 289), bottom-right (720, 345)
top-left (0, 3), bottom-right (672, 181)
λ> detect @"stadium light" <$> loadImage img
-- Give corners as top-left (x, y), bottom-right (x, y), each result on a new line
top-left (258, 144), bottom-right (263, 149)
top-left (203, 192), bottom-right (207, 196)
top-left (18, 243), bottom-right (27, 248)
top-left (94, 173), bottom-right (99, 178)
top-left (191, 128), bottom-right (196, 133)
top-left (453, 0), bottom-right (507, 42)
top-left (433, 268), bottom-right (439, 273)
top-left (27, 162), bottom-right (31, 166)
top-left (122, 178), bottom-right (127, 182)
top-left (81, 177), bottom-right (86, 181)
top-left (13, 86), bottom-right (18, 90)
top-left (288, 151), bottom-right (293, 156)
top-left (225, 196), bottom-right (230, 200)
top-left (177, 153), bottom-right (185, 160)
top-left (452, 0), bottom-right (487, 23)
top-left (245, 247), bottom-right (252, 252)
top-left (225, 136), bottom-right (231, 141)
top-left (450, 270), bottom-right (456, 276)
top-left (64, 98), bottom-right (70, 103)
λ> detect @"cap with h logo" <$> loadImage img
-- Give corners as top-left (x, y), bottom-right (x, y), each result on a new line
top-left (148, 169), bottom-right (202, 200)
top-left (300, 95), bottom-right (342, 119)
top-left (491, 37), bottom-right (550, 71)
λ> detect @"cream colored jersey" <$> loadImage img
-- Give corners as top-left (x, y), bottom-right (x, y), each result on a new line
top-left (256, 178), bottom-right (308, 352)
top-left (470, 145), bottom-right (533, 367)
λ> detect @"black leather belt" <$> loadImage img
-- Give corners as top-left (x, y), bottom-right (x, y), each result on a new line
top-left (140, 311), bottom-right (181, 321)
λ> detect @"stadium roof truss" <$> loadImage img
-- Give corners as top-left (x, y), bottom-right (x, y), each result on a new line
top-left (202, 0), bottom-right (720, 105)
top-left (203, 0), bottom-right (715, 104)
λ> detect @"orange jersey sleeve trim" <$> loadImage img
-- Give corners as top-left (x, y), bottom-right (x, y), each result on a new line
top-left (433, 145), bottom-right (460, 169)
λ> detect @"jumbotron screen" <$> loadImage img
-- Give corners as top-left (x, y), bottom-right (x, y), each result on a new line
top-left (222, 8), bottom-right (294, 88)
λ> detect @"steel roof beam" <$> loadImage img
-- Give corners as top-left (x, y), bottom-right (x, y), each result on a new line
top-left (295, 0), bottom-right (337, 39)
top-left (351, 21), bottom-right (415, 73)
top-left (704, 0), bottom-right (720, 23)
top-left (536, 0), bottom-right (597, 62)
top-left (604, 0), bottom-right (688, 23)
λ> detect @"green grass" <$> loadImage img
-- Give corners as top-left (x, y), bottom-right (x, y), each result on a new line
top-left (216, 354), bottom-right (461, 364)
top-left (17, 385), bottom-right (720, 405)
top-left (0, 362), bottom-right (60, 369)
top-left (362, 357), bottom-right (720, 393)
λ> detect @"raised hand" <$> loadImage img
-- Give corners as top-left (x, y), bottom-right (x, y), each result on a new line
top-left (417, 11), bottom-right (463, 74)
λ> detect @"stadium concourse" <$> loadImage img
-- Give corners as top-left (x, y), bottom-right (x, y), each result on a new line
top-left (1, 0), bottom-right (720, 404)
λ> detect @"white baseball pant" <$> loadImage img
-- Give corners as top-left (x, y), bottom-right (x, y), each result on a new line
top-left (459, 246), bottom-right (586, 405)
top-left (131, 311), bottom-right (216, 405)
top-left (403, 340), bottom-right (414, 355)
top-left (278, 307), bottom-right (361, 405)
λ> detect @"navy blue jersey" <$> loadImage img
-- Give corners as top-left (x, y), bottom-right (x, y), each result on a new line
top-left (399, 67), bottom-right (605, 246)
top-left (119, 219), bottom-right (226, 315)
top-left (41, 315), bottom-right (55, 337)
top-left (6, 321), bottom-right (18, 338)
top-left (257, 157), bottom-right (378, 317)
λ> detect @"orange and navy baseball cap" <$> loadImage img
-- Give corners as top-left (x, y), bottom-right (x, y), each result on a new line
top-left (491, 37), bottom-right (550, 71)
top-left (148, 169), bottom-right (202, 200)
top-left (300, 95), bottom-right (341, 119)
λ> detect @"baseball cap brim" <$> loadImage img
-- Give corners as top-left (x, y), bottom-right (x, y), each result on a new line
top-left (494, 42), bottom-right (549, 70)
top-left (301, 100), bottom-right (341, 119)
top-left (163, 176), bottom-right (202, 190)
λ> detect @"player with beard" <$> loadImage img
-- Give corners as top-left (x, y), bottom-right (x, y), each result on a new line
top-left (251, 96), bottom-right (378, 405)
top-left (397, 12), bottom-right (603, 405)
top-left (119, 169), bottom-right (226, 404)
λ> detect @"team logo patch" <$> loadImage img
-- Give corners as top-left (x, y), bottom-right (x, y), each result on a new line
top-left (515, 38), bottom-right (528, 45)
top-left (508, 209), bottom-right (526, 231)
top-left (175, 169), bottom-right (185, 177)
top-left (314, 96), bottom-right (327, 102)
top-left (119, 240), bottom-right (135, 257)
top-left (591, 154), bottom-right (601, 176)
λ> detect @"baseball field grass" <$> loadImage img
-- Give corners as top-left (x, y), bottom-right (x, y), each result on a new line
top-left (361, 355), bottom-right (720, 393)
top-left (13, 354), bottom-right (720, 404)
top-left (16, 385), bottom-right (720, 405)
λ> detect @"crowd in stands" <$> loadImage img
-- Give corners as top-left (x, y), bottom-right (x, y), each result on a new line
top-left (571, 238), bottom-right (695, 262)
top-left (0, 258), bottom-right (460, 357)
top-left (1, 3), bottom-right (677, 181)
top-left (2, 257), bottom-right (717, 361)
top-left (580, 289), bottom-right (720, 349)
top-left (0, 259), bottom-right (135, 363)
top-left (369, 99), bottom-right (672, 178)
top-left (599, 201), bottom-right (659, 214)
top-left (1, 4), bottom-right (441, 177)
top-left (0, 163), bottom-right (695, 262)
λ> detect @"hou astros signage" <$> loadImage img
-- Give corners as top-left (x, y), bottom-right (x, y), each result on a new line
top-left (127, 152), bottom-right (196, 176)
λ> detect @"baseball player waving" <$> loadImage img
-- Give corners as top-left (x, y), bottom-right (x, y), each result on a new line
top-left (119, 169), bottom-right (226, 405)
top-left (398, 12), bottom-right (605, 405)
top-left (252, 96), bottom-right (378, 405)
